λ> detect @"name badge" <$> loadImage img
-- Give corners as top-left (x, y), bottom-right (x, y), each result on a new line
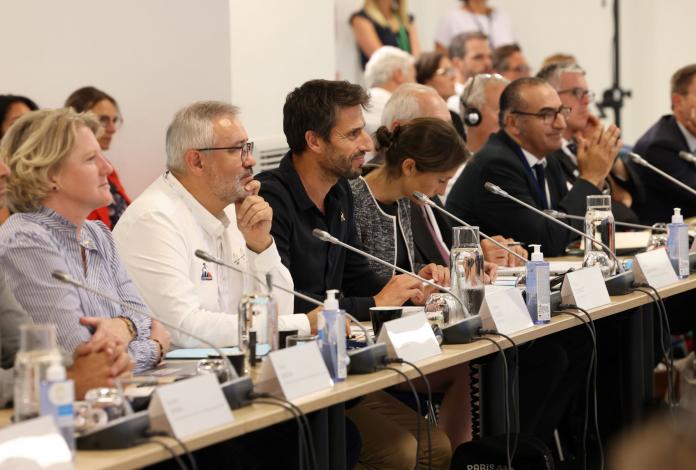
top-left (376, 312), bottom-right (441, 363)
top-left (255, 342), bottom-right (333, 400)
top-left (561, 266), bottom-right (611, 310)
top-left (633, 248), bottom-right (679, 289)
top-left (149, 374), bottom-right (234, 439)
top-left (480, 287), bottom-right (534, 335)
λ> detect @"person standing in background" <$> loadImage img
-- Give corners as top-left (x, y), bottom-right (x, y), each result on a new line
top-left (435, 0), bottom-right (515, 53)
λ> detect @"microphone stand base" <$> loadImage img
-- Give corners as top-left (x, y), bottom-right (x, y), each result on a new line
top-left (605, 270), bottom-right (634, 295)
top-left (222, 376), bottom-right (254, 409)
top-left (348, 343), bottom-right (388, 374)
top-left (443, 316), bottom-right (482, 344)
top-left (77, 410), bottom-right (150, 450)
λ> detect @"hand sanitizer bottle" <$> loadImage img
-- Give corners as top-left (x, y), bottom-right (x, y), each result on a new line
top-left (320, 289), bottom-right (348, 382)
top-left (526, 244), bottom-right (551, 324)
top-left (39, 361), bottom-right (75, 453)
top-left (667, 207), bottom-right (689, 278)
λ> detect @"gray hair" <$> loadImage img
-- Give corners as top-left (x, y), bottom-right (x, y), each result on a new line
top-left (364, 46), bottom-right (415, 88)
top-left (460, 73), bottom-right (510, 115)
top-left (380, 83), bottom-right (440, 127)
top-left (165, 101), bottom-right (239, 173)
top-left (536, 63), bottom-right (586, 90)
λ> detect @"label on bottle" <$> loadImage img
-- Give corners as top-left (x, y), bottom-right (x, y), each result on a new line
top-left (40, 379), bottom-right (75, 451)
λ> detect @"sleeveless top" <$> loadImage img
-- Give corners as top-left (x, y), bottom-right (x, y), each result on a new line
top-left (350, 9), bottom-right (413, 68)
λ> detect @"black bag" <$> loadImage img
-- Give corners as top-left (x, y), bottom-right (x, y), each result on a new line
top-left (450, 433), bottom-right (555, 470)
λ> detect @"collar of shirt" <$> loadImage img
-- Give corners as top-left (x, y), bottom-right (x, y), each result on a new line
top-left (521, 147), bottom-right (547, 171)
top-left (676, 120), bottom-right (696, 153)
top-left (36, 206), bottom-right (97, 252)
top-left (278, 153), bottom-right (345, 213)
top-left (163, 172), bottom-right (231, 238)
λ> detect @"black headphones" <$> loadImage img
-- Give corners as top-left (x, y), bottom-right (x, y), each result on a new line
top-left (460, 75), bottom-right (482, 127)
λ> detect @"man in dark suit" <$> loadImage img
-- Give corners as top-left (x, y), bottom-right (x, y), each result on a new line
top-left (538, 63), bottom-right (642, 224)
top-left (629, 64), bottom-right (696, 225)
top-left (446, 77), bottom-right (622, 256)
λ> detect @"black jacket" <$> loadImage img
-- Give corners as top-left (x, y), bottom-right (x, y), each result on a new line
top-left (445, 131), bottom-right (602, 256)
top-left (628, 114), bottom-right (696, 225)
top-left (411, 197), bottom-right (453, 266)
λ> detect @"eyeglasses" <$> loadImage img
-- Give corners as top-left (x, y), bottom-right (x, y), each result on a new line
top-left (511, 105), bottom-right (572, 125)
top-left (98, 115), bottom-right (122, 129)
top-left (196, 141), bottom-right (255, 165)
top-left (435, 67), bottom-right (455, 77)
top-left (558, 87), bottom-right (595, 101)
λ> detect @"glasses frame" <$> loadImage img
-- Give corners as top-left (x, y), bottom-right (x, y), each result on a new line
top-left (196, 141), bottom-right (255, 165)
top-left (558, 87), bottom-right (595, 102)
top-left (511, 105), bottom-right (572, 125)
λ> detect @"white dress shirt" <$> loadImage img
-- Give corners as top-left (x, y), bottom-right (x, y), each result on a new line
top-left (113, 173), bottom-right (309, 348)
top-left (521, 148), bottom-right (552, 207)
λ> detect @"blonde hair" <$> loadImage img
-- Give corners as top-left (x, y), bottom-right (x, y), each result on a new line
top-left (0, 108), bottom-right (101, 212)
top-left (364, 0), bottom-right (409, 28)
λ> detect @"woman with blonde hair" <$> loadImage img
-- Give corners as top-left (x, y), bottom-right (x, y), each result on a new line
top-left (350, 0), bottom-right (421, 69)
top-left (0, 108), bottom-right (169, 372)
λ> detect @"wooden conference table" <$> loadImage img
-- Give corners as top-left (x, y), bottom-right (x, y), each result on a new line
top-left (2, 270), bottom-right (694, 469)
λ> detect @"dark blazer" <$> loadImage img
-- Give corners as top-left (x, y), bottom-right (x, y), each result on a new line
top-left (628, 114), bottom-right (696, 225)
top-left (549, 149), bottom-right (641, 224)
top-left (445, 131), bottom-right (602, 256)
top-left (411, 197), bottom-right (453, 266)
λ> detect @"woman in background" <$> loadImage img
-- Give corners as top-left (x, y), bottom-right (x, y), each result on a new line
top-left (65, 86), bottom-right (130, 229)
top-left (415, 52), bottom-right (466, 139)
top-left (350, 0), bottom-right (420, 69)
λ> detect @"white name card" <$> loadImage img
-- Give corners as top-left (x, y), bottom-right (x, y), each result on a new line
top-left (561, 266), bottom-right (611, 310)
top-left (633, 248), bottom-right (679, 289)
top-left (376, 312), bottom-right (441, 363)
top-left (0, 416), bottom-right (73, 470)
top-left (149, 373), bottom-right (234, 439)
top-left (479, 287), bottom-right (534, 335)
top-left (255, 341), bottom-right (333, 401)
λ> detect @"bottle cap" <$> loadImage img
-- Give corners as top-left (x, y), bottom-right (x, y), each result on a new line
top-left (324, 289), bottom-right (339, 310)
top-left (672, 208), bottom-right (684, 223)
top-left (46, 361), bottom-right (66, 381)
top-left (530, 244), bottom-right (544, 261)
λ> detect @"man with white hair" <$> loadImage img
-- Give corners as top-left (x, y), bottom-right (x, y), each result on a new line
top-left (363, 45), bottom-right (416, 135)
top-left (114, 101), bottom-right (310, 347)
top-left (459, 73), bottom-right (509, 154)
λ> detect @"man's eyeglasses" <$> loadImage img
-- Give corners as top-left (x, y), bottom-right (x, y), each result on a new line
top-left (196, 141), bottom-right (255, 164)
top-left (511, 105), bottom-right (572, 125)
top-left (558, 87), bottom-right (595, 102)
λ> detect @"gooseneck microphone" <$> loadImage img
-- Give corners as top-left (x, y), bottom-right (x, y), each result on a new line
top-left (51, 270), bottom-right (238, 381)
top-left (412, 191), bottom-right (528, 264)
top-left (543, 209), bottom-right (663, 232)
top-left (678, 150), bottom-right (696, 165)
top-left (483, 182), bottom-right (634, 295)
top-left (629, 152), bottom-right (696, 198)
top-left (311, 229), bottom-right (482, 343)
top-left (194, 249), bottom-right (374, 346)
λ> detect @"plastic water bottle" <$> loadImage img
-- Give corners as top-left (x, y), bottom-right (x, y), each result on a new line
top-left (319, 290), bottom-right (348, 382)
top-left (39, 361), bottom-right (76, 452)
top-left (667, 207), bottom-right (689, 279)
top-left (526, 244), bottom-right (550, 324)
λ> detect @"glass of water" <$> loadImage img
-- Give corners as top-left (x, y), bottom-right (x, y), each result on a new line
top-left (583, 195), bottom-right (616, 277)
top-left (450, 226), bottom-right (485, 318)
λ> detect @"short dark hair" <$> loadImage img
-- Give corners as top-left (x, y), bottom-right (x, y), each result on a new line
top-left (492, 44), bottom-right (522, 73)
top-left (375, 117), bottom-right (469, 178)
top-left (64, 86), bottom-right (119, 114)
top-left (449, 32), bottom-right (488, 60)
top-left (415, 52), bottom-right (446, 84)
top-left (671, 64), bottom-right (696, 95)
top-left (283, 79), bottom-right (369, 154)
top-left (0, 95), bottom-right (39, 138)
top-left (498, 77), bottom-right (548, 128)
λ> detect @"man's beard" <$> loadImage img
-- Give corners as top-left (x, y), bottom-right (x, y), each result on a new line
top-left (209, 168), bottom-right (253, 204)
top-left (322, 145), bottom-right (365, 180)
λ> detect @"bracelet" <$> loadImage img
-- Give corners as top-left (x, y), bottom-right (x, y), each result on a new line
top-left (153, 339), bottom-right (164, 362)
top-left (118, 316), bottom-right (137, 340)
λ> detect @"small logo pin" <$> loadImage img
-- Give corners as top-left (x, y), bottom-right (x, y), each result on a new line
top-left (201, 262), bottom-right (213, 281)
top-left (340, 211), bottom-right (346, 222)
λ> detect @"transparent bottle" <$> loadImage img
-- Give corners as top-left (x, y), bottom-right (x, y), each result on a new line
top-left (582, 195), bottom-right (616, 277)
top-left (14, 324), bottom-right (63, 422)
top-left (238, 273), bottom-right (279, 356)
top-left (450, 226), bottom-right (485, 318)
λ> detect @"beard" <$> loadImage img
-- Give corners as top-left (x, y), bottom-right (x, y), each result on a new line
top-left (322, 144), bottom-right (365, 180)
top-left (208, 167), bottom-right (253, 205)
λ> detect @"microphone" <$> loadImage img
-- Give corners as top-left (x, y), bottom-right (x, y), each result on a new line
top-left (413, 191), bottom-right (528, 264)
top-left (679, 150), bottom-right (696, 165)
top-left (194, 250), bottom-right (388, 373)
top-left (311, 229), bottom-right (482, 343)
top-left (51, 271), bottom-right (252, 407)
top-left (543, 209), bottom-right (664, 232)
top-left (628, 152), bottom-right (696, 198)
top-left (483, 182), bottom-right (634, 295)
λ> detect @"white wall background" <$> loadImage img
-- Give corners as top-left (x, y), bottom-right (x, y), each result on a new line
top-left (1, 0), bottom-right (695, 198)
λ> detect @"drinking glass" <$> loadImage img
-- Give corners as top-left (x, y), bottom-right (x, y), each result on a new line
top-left (583, 195), bottom-right (616, 277)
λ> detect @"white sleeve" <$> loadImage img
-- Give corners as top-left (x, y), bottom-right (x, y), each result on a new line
top-left (115, 212), bottom-right (240, 348)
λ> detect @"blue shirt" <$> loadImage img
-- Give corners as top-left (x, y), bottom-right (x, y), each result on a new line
top-left (0, 207), bottom-right (158, 372)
